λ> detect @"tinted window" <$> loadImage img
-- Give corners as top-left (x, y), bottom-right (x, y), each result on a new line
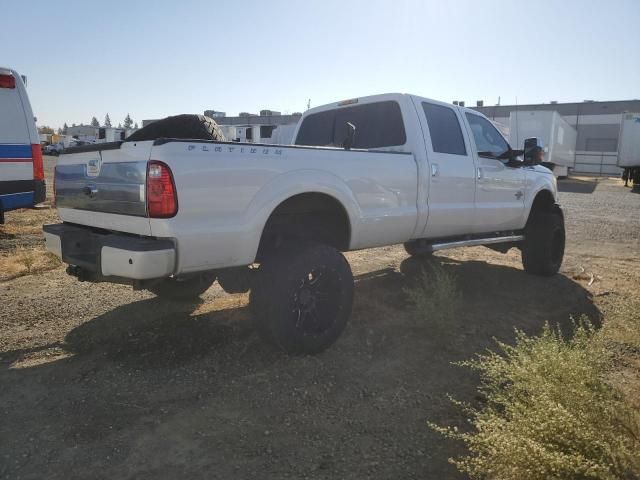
top-left (260, 125), bottom-right (275, 138)
top-left (295, 101), bottom-right (406, 149)
top-left (465, 113), bottom-right (509, 156)
top-left (422, 103), bottom-right (467, 155)
top-left (295, 110), bottom-right (334, 146)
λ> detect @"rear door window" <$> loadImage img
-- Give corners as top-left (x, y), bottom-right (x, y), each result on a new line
top-left (295, 101), bottom-right (406, 149)
top-left (422, 102), bottom-right (466, 155)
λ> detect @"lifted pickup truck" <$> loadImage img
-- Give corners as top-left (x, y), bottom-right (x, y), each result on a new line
top-left (44, 94), bottom-right (564, 354)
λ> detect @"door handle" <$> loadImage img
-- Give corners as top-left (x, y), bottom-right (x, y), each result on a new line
top-left (477, 167), bottom-right (484, 180)
top-left (431, 163), bottom-right (439, 177)
top-left (83, 184), bottom-right (98, 197)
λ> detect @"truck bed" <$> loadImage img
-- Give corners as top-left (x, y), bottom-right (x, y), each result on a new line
top-left (55, 138), bottom-right (419, 272)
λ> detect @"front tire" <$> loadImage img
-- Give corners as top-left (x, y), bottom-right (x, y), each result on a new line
top-left (521, 211), bottom-right (565, 276)
top-left (148, 273), bottom-right (216, 301)
top-left (250, 243), bottom-right (354, 354)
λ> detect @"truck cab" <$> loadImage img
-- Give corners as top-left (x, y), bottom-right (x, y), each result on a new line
top-left (293, 93), bottom-right (557, 240)
top-left (0, 67), bottom-right (45, 223)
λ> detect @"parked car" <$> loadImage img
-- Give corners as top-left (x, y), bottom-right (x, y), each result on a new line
top-left (43, 143), bottom-right (63, 155)
top-left (0, 66), bottom-right (45, 223)
top-left (44, 94), bottom-right (564, 354)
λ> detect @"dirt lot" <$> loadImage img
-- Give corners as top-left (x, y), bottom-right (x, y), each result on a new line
top-left (1, 161), bottom-right (639, 479)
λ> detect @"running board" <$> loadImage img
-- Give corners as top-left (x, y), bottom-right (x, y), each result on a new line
top-left (430, 235), bottom-right (524, 252)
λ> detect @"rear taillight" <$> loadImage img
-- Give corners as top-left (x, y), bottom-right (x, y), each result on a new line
top-left (0, 74), bottom-right (16, 89)
top-left (146, 161), bottom-right (177, 218)
top-left (32, 144), bottom-right (44, 181)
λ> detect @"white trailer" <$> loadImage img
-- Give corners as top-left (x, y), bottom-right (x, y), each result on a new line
top-left (270, 123), bottom-right (298, 145)
top-left (220, 123), bottom-right (298, 145)
top-left (617, 113), bottom-right (640, 168)
top-left (491, 120), bottom-right (510, 140)
top-left (509, 110), bottom-right (577, 177)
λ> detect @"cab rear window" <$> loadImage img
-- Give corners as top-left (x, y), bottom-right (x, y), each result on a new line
top-left (295, 101), bottom-right (406, 149)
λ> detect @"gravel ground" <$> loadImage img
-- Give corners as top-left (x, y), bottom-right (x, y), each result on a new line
top-left (0, 174), bottom-right (638, 479)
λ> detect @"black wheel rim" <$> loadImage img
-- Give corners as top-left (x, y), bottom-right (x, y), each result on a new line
top-left (291, 266), bottom-right (342, 337)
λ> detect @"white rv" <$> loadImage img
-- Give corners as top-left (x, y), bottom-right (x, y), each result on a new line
top-left (617, 113), bottom-right (640, 169)
top-left (509, 110), bottom-right (577, 177)
top-left (225, 124), bottom-right (298, 145)
top-left (0, 66), bottom-right (45, 223)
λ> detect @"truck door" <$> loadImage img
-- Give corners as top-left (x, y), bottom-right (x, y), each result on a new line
top-left (416, 101), bottom-right (476, 238)
top-left (463, 111), bottom-right (525, 234)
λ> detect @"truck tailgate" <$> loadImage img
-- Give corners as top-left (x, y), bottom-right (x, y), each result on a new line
top-left (55, 141), bottom-right (154, 236)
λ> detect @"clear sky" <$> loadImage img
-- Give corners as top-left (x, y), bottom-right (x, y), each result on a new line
top-left (3, 0), bottom-right (639, 129)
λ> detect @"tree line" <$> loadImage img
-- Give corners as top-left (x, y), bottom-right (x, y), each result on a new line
top-left (38, 113), bottom-right (139, 135)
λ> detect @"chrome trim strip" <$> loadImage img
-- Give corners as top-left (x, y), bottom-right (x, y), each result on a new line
top-left (430, 235), bottom-right (524, 252)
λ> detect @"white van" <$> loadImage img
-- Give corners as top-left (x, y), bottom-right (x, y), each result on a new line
top-left (0, 66), bottom-right (45, 223)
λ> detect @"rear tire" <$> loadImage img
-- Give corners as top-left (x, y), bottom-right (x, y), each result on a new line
top-left (521, 212), bottom-right (565, 276)
top-left (126, 114), bottom-right (226, 142)
top-left (148, 273), bottom-right (216, 301)
top-left (250, 243), bottom-right (354, 354)
top-left (404, 239), bottom-right (433, 258)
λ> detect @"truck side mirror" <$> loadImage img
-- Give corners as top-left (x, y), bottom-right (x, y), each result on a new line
top-left (523, 137), bottom-right (544, 165)
top-left (524, 137), bottom-right (539, 151)
top-left (342, 122), bottom-right (356, 150)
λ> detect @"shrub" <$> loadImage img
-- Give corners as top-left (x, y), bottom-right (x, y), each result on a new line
top-left (404, 263), bottom-right (460, 324)
top-left (431, 320), bottom-right (640, 480)
top-left (0, 247), bottom-right (62, 281)
top-left (17, 246), bottom-right (36, 273)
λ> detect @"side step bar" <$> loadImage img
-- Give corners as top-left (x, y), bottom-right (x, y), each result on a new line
top-left (430, 235), bottom-right (524, 252)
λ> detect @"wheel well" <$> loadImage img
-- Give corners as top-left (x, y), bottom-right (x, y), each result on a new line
top-left (529, 189), bottom-right (562, 220)
top-left (256, 193), bottom-right (351, 260)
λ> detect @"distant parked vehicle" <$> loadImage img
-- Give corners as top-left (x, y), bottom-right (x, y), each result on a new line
top-left (0, 66), bottom-right (45, 223)
top-left (509, 111), bottom-right (577, 178)
top-left (43, 143), bottom-right (63, 155)
top-left (617, 112), bottom-right (640, 187)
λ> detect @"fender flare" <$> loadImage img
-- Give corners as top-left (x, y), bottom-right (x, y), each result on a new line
top-left (526, 187), bottom-right (562, 224)
top-left (242, 169), bottom-right (363, 260)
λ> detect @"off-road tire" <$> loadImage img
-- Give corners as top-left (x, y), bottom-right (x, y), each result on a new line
top-left (404, 239), bottom-right (433, 258)
top-left (148, 273), bottom-right (216, 301)
top-left (521, 212), bottom-right (565, 276)
top-left (250, 243), bottom-right (354, 354)
top-left (126, 114), bottom-right (226, 142)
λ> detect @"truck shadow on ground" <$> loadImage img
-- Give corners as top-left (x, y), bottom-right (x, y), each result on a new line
top-left (3, 255), bottom-right (601, 370)
top-left (558, 177), bottom-right (598, 194)
top-left (0, 255), bottom-right (602, 479)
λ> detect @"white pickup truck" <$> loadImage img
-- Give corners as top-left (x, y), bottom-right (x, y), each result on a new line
top-left (44, 94), bottom-right (565, 354)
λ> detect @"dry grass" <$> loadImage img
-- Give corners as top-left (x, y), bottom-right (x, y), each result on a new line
top-left (0, 202), bottom-right (60, 281)
top-left (431, 306), bottom-right (640, 480)
top-left (404, 263), bottom-right (460, 326)
top-left (0, 247), bottom-right (62, 281)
